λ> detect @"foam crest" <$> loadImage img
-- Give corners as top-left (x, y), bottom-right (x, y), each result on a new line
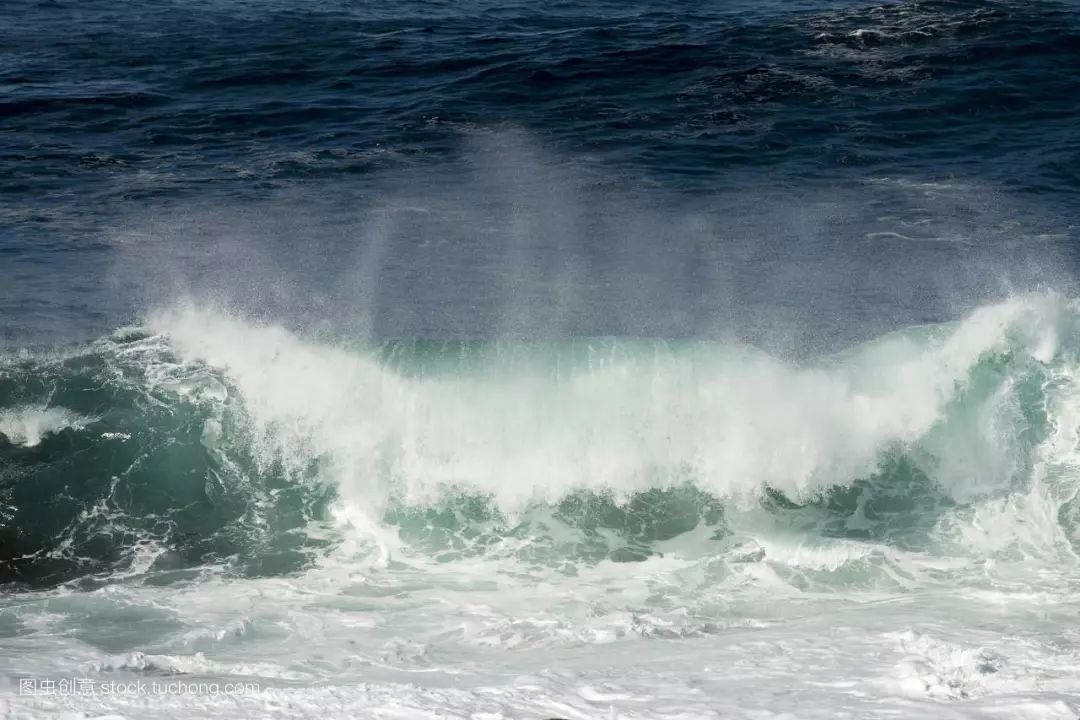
top-left (149, 292), bottom-right (1077, 527)
top-left (0, 405), bottom-right (88, 447)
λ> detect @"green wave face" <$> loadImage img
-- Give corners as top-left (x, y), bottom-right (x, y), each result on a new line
top-left (2, 292), bottom-right (1078, 589)
top-left (0, 333), bottom-right (336, 587)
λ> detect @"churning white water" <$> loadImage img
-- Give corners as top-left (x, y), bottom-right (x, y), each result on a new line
top-left (3, 293), bottom-right (1080, 719)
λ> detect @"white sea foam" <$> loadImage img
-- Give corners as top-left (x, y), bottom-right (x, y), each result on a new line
top-left (0, 405), bottom-right (88, 447)
top-left (5, 294), bottom-right (1080, 719)
top-left (147, 292), bottom-right (1073, 520)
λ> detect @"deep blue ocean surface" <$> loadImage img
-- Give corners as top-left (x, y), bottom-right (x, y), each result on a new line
top-left (4, 0), bottom-right (1079, 348)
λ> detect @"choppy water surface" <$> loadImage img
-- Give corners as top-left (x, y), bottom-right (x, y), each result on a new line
top-left (3, 0), bottom-right (1080, 718)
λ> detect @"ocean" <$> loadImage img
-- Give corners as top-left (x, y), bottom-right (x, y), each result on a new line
top-left (2, 0), bottom-right (1080, 717)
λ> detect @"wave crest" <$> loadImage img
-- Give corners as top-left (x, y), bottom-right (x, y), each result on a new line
top-left (2, 291), bottom-right (1079, 587)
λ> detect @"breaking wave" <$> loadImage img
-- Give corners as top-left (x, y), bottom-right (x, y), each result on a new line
top-left (3, 291), bottom-right (1080, 588)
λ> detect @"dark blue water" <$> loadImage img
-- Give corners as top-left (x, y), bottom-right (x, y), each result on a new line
top-left (3, 0), bottom-right (1080, 347)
